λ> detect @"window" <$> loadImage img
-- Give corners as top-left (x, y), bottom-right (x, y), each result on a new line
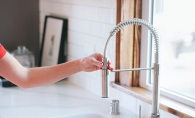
top-left (141, 0), bottom-right (195, 107)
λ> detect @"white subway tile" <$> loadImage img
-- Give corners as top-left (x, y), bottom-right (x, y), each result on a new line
top-left (68, 43), bottom-right (83, 58)
top-left (50, 3), bottom-right (64, 15)
top-left (94, 37), bottom-right (107, 53)
top-left (70, 73), bottom-right (90, 89)
top-left (63, 4), bottom-right (74, 17)
top-left (98, 8), bottom-right (114, 24)
top-left (68, 18), bottom-right (79, 31)
top-left (84, 7), bottom-right (98, 21)
top-left (107, 40), bottom-right (116, 56)
top-left (70, 6), bottom-right (97, 21)
top-left (69, 18), bottom-right (91, 34)
top-left (68, 31), bottom-right (84, 45)
top-left (81, 35), bottom-right (98, 45)
top-left (113, 9), bottom-right (116, 24)
top-left (93, 71), bottom-right (102, 81)
top-left (105, 24), bottom-right (115, 37)
top-left (95, 38), bottom-right (115, 57)
top-left (69, 31), bottom-right (98, 50)
top-left (83, 43), bottom-right (95, 56)
top-left (109, 72), bottom-right (115, 82)
top-left (105, 0), bottom-right (116, 9)
top-left (64, 3), bottom-right (103, 21)
top-left (50, 0), bottom-right (70, 4)
top-left (40, 1), bottom-right (65, 15)
top-left (71, 5), bottom-right (86, 18)
top-left (39, 1), bottom-right (52, 12)
top-left (67, 0), bottom-right (91, 5)
top-left (86, 71), bottom-right (99, 79)
top-left (82, 75), bottom-right (93, 90)
top-left (40, 0), bottom-right (51, 1)
top-left (67, 55), bottom-right (76, 61)
top-left (120, 92), bottom-right (137, 113)
top-left (90, 78), bottom-right (102, 96)
top-left (109, 86), bottom-right (120, 101)
top-left (90, 0), bottom-right (105, 7)
top-left (90, 22), bottom-right (105, 37)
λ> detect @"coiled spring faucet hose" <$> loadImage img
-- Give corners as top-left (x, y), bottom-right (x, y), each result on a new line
top-left (102, 18), bottom-right (160, 118)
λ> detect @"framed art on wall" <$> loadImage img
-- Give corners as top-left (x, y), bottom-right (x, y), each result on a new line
top-left (39, 16), bottom-right (68, 67)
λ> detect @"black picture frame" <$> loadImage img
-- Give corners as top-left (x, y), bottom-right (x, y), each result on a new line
top-left (39, 16), bottom-right (68, 67)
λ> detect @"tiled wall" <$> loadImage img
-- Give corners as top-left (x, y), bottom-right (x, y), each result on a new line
top-left (39, 0), bottom-right (178, 118)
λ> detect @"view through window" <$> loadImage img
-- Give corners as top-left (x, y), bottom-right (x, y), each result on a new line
top-left (151, 0), bottom-right (195, 102)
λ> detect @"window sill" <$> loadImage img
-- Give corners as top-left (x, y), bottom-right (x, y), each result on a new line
top-left (110, 82), bottom-right (195, 118)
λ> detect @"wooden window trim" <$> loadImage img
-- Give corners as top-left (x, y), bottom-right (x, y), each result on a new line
top-left (115, 0), bottom-right (142, 87)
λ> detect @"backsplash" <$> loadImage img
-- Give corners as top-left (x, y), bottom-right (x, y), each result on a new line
top-left (39, 0), bottom-right (178, 118)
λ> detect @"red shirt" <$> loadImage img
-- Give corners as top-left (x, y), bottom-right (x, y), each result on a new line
top-left (0, 44), bottom-right (6, 58)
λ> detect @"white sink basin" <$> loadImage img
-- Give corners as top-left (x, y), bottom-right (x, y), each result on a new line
top-left (57, 113), bottom-right (106, 118)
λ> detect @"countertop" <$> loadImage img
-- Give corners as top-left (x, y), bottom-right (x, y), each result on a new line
top-left (0, 80), bottom-right (138, 118)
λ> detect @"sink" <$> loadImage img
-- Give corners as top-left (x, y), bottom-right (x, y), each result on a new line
top-left (56, 113), bottom-right (106, 118)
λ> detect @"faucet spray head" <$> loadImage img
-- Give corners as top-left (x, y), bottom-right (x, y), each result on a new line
top-left (102, 57), bottom-right (109, 98)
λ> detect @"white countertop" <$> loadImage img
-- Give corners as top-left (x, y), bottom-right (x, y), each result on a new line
top-left (0, 80), bottom-right (138, 118)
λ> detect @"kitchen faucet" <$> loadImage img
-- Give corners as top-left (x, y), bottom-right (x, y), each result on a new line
top-left (102, 18), bottom-right (160, 118)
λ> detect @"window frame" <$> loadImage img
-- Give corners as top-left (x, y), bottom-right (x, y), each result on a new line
top-left (139, 0), bottom-right (153, 91)
top-left (140, 0), bottom-right (195, 108)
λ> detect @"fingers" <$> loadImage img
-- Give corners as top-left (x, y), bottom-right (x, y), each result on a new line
top-left (107, 60), bottom-right (114, 71)
top-left (91, 59), bottom-right (103, 68)
top-left (94, 53), bottom-right (103, 61)
top-left (89, 53), bottom-right (103, 68)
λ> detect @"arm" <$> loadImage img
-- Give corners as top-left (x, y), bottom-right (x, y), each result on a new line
top-left (0, 52), bottom-right (103, 88)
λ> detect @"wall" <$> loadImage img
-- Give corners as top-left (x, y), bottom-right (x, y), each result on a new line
top-left (39, 0), bottom-right (178, 118)
top-left (0, 0), bottom-right (39, 65)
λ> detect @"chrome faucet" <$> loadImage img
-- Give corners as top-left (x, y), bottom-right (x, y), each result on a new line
top-left (102, 18), bottom-right (160, 118)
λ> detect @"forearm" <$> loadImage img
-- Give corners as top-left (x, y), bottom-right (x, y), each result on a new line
top-left (0, 50), bottom-right (103, 88)
top-left (26, 59), bottom-right (82, 88)
top-left (0, 52), bottom-right (82, 88)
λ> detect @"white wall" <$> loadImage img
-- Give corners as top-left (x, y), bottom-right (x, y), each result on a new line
top-left (39, 0), bottom-right (178, 118)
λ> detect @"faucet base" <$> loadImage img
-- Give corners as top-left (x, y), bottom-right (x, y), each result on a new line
top-left (151, 113), bottom-right (160, 118)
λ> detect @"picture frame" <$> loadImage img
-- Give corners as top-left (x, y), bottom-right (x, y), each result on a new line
top-left (39, 16), bottom-right (68, 67)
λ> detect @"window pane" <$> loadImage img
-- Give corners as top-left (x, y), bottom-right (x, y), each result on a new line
top-left (152, 0), bottom-right (195, 100)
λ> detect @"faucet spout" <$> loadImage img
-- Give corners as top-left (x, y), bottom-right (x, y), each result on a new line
top-left (102, 18), bottom-right (160, 118)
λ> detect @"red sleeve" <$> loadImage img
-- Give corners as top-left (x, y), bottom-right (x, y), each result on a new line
top-left (0, 44), bottom-right (6, 59)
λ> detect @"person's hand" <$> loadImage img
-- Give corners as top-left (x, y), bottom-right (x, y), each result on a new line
top-left (80, 53), bottom-right (103, 72)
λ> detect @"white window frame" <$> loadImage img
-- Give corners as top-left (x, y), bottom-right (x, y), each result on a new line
top-left (140, 0), bottom-right (195, 108)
